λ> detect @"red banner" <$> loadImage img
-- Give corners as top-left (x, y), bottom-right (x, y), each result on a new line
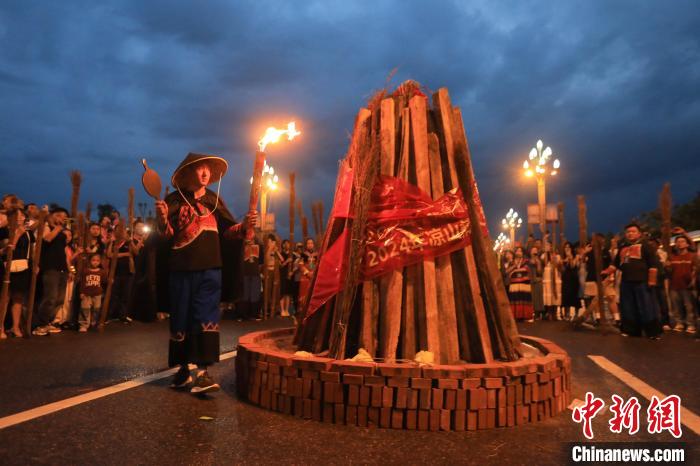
top-left (305, 175), bottom-right (486, 320)
top-left (361, 176), bottom-right (473, 280)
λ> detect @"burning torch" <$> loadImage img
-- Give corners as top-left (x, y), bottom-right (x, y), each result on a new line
top-left (248, 122), bottom-right (300, 235)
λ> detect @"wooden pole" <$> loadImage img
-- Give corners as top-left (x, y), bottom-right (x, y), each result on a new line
top-left (25, 210), bottom-right (48, 336)
top-left (660, 183), bottom-right (672, 254)
top-left (558, 201), bottom-right (565, 252)
top-left (128, 187), bottom-right (135, 232)
top-left (99, 222), bottom-right (125, 328)
top-left (577, 195), bottom-right (587, 246)
top-left (70, 170), bottom-right (82, 220)
top-left (289, 172), bottom-right (296, 242)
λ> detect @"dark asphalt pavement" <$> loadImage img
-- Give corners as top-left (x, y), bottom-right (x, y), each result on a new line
top-left (0, 318), bottom-right (698, 465)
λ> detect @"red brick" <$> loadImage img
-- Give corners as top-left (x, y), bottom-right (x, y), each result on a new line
top-left (525, 384), bottom-right (533, 403)
top-left (440, 409), bottom-right (451, 431)
top-left (320, 371), bottom-right (340, 383)
top-left (256, 360), bottom-right (269, 371)
top-left (486, 409), bottom-right (496, 429)
top-left (359, 386), bottom-right (371, 406)
top-left (364, 375), bottom-right (386, 386)
top-left (342, 373), bottom-right (364, 385)
top-left (429, 409), bottom-right (440, 431)
top-left (323, 403), bottom-right (334, 423)
top-left (391, 409), bottom-right (404, 429)
top-left (419, 388), bottom-right (431, 409)
top-left (335, 403), bottom-right (345, 424)
top-left (312, 400), bottom-right (322, 421)
top-left (464, 364), bottom-right (488, 378)
top-left (261, 390), bottom-right (270, 409)
top-left (432, 388), bottom-right (444, 409)
top-left (483, 377), bottom-right (504, 389)
top-left (270, 392), bottom-right (278, 411)
top-left (422, 365), bottom-right (465, 379)
top-left (292, 356), bottom-right (333, 371)
top-left (312, 379), bottom-right (322, 400)
top-left (523, 373), bottom-right (537, 384)
top-left (377, 363), bottom-right (422, 378)
top-left (507, 385), bottom-right (516, 406)
top-left (330, 360), bottom-right (376, 375)
top-left (469, 388), bottom-right (486, 410)
top-left (282, 366), bottom-right (299, 377)
top-left (516, 384), bottom-right (524, 405)
top-left (346, 406), bottom-right (357, 425)
top-left (497, 388), bottom-right (506, 408)
top-left (437, 378), bottom-right (459, 390)
top-left (368, 407), bottom-right (380, 426)
top-left (303, 399), bottom-right (312, 419)
top-left (348, 385), bottom-right (360, 405)
top-left (467, 411), bottom-right (478, 430)
top-left (280, 376), bottom-right (288, 395)
top-left (487, 389), bottom-right (497, 409)
top-left (301, 369), bottom-right (319, 380)
top-left (357, 406), bottom-right (368, 427)
top-left (462, 378), bottom-right (481, 389)
top-left (505, 360), bottom-right (530, 376)
top-left (382, 386), bottom-right (394, 408)
top-left (530, 403), bottom-right (538, 422)
top-left (380, 407), bottom-right (391, 428)
top-left (294, 397), bottom-right (303, 418)
top-left (266, 351), bottom-right (293, 366)
top-left (407, 388), bottom-right (418, 409)
top-left (538, 371), bottom-right (550, 383)
top-left (417, 410), bottom-right (429, 431)
top-left (553, 377), bottom-right (561, 396)
top-left (406, 410), bottom-right (417, 430)
top-left (335, 383), bottom-right (345, 404)
top-left (497, 407), bottom-right (507, 427)
top-left (456, 390), bottom-right (468, 410)
top-left (371, 386), bottom-right (383, 407)
top-left (453, 410), bottom-right (466, 431)
top-left (484, 364), bottom-right (508, 377)
top-left (477, 409), bottom-right (488, 429)
top-left (387, 376), bottom-right (409, 388)
top-left (507, 406), bottom-right (515, 427)
top-left (411, 378), bottom-right (433, 389)
top-left (396, 387), bottom-right (408, 409)
top-left (324, 382), bottom-right (339, 403)
top-left (444, 390), bottom-right (457, 410)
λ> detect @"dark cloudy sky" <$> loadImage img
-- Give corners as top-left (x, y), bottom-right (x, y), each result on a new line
top-left (1, 0), bottom-right (699, 239)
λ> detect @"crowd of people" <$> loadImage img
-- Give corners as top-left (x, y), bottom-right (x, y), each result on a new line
top-left (501, 223), bottom-right (699, 340)
top-left (0, 193), bottom-right (318, 340)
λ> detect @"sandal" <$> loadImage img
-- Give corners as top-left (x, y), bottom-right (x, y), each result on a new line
top-left (11, 328), bottom-right (23, 338)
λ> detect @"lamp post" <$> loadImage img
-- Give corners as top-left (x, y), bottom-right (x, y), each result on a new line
top-left (493, 232), bottom-right (511, 254)
top-left (522, 139), bottom-right (560, 245)
top-left (501, 208), bottom-right (523, 245)
top-left (250, 161), bottom-right (280, 231)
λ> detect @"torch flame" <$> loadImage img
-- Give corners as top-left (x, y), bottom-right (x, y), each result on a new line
top-left (258, 121), bottom-right (301, 151)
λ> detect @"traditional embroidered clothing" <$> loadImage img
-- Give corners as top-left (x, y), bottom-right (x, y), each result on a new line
top-left (507, 258), bottom-right (533, 320)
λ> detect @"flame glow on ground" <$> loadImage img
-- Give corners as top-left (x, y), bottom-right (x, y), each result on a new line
top-left (258, 122), bottom-right (301, 152)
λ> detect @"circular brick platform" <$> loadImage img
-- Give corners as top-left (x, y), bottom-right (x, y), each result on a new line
top-left (235, 328), bottom-right (571, 431)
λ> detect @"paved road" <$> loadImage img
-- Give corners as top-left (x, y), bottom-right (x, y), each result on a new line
top-left (0, 318), bottom-right (697, 465)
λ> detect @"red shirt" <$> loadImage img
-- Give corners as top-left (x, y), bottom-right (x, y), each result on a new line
top-left (668, 252), bottom-right (696, 290)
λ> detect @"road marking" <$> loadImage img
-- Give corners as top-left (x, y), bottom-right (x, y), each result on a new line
top-left (0, 350), bottom-right (237, 431)
top-left (588, 355), bottom-right (700, 436)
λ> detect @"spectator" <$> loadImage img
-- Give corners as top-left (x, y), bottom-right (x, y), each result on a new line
top-left (560, 242), bottom-right (581, 320)
top-left (541, 247), bottom-right (562, 320)
top-left (33, 207), bottom-right (69, 336)
top-left (614, 223), bottom-right (662, 339)
top-left (529, 246), bottom-right (545, 320)
top-left (291, 242), bottom-right (304, 314)
top-left (78, 253), bottom-right (107, 331)
top-left (240, 233), bottom-right (263, 320)
top-left (262, 234), bottom-right (280, 320)
top-left (278, 239), bottom-right (294, 317)
top-left (506, 246), bottom-right (534, 322)
top-left (2, 208), bottom-right (32, 338)
top-left (666, 235), bottom-right (698, 333)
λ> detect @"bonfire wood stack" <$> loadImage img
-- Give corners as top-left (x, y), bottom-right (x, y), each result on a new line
top-left (296, 83), bottom-right (522, 364)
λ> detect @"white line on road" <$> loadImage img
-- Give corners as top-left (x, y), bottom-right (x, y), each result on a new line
top-left (588, 355), bottom-right (700, 436)
top-left (0, 350), bottom-right (237, 431)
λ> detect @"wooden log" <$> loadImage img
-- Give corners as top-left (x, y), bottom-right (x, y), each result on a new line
top-left (99, 222), bottom-right (126, 328)
top-left (427, 132), bottom-right (462, 364)
top-left (25, 210), bottom-right (48, 336)
top-left (375, 97), bottom-right (403, 361)
top-left (128, 187), bottom-right (135, 231)
top-left (289, 173), bottom-right (296, 242)
top-left (409, 95), bottom-right (444, 363)
top-left (302, 217), bottom-right (309, 241)
top-left (432, 89), bottom-right (494, 363)
top-left (557, 202), bottom-right (565, 253)
top-left (450, 103), bottom-right (521, 360)
top-left (70, 170), bottom-right (82, 220)
top-left (659, 183), bottom-right (672, 254)
top-left (577, 195), bottom-right (587, 246)
top-left (397, 106), bottom-right (420, 356)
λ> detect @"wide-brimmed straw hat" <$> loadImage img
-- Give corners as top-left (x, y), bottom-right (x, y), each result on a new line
top-left (171, 152), bottom-right (228, 188)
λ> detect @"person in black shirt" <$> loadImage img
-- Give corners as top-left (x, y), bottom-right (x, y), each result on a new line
top-left (155, 152), bottom-right (255, 394)
top-left (613, 223), bottom-right (662, 339)
top-left (33, 207), bottom-right (69, 336)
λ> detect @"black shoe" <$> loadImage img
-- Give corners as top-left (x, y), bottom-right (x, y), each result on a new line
top-left (169, 367), bottom-right (192, 389)
top-left (190, 371), bottom-right (220, 394)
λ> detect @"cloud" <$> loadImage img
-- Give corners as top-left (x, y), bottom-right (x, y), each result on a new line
top-left (1, 0), bottom-right (699, 239)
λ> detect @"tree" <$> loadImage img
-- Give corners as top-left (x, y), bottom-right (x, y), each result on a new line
top-left (633, 191), bottom-right (700, 236)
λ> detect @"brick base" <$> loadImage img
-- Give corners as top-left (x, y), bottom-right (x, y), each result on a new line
top-left (235, 329), bottom-right (572, 431)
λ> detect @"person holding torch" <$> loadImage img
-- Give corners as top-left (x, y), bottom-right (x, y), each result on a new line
top-left (155, 152), bottom-right (256, 394)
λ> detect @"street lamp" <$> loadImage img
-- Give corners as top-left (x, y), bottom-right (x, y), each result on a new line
top-left (522, 139), bottom-right (560, 244)
top-left (493, 232), bottom-right (511, 254)
top-left (250, 161), bottom-right (280, 231)
top-left (501, 208), bottom-right (523, 245)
